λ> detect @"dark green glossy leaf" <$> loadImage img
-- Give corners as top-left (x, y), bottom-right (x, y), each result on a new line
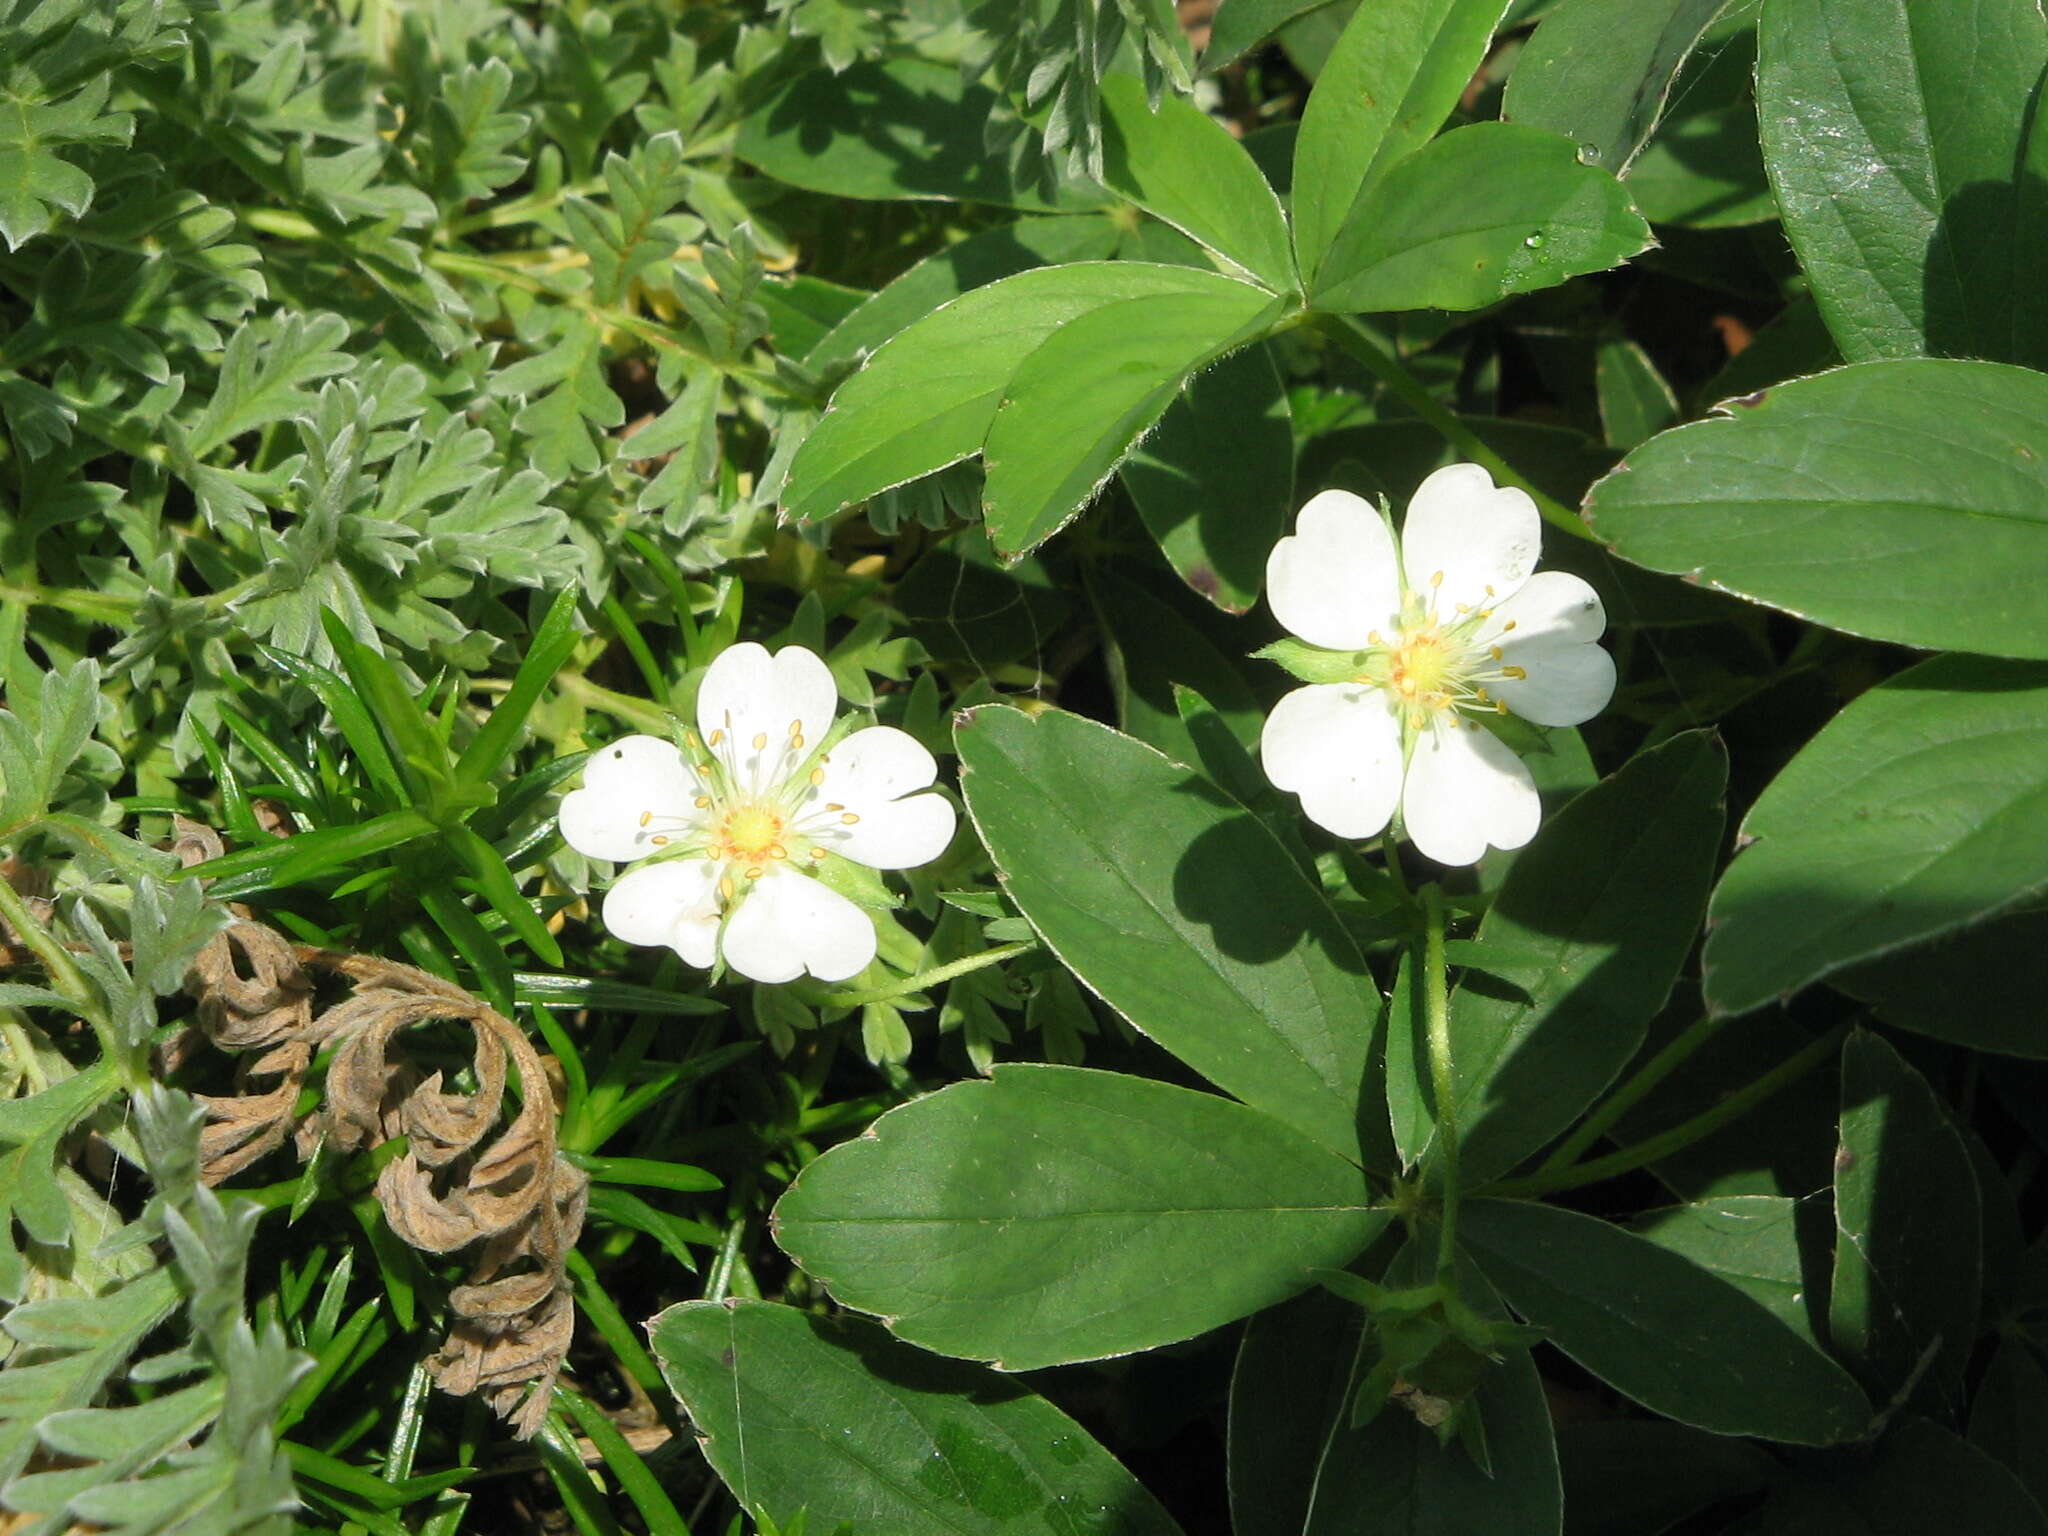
top-left (1757, 0), bottom-right (2048, 366)
top-left (1739, 1417), bottom-right (2048, 1535)
top-left (1312, 123), bottom-right (1651, 313)
top-left (1121, 341), bottom-right (1293, 613)
top-left (1634, 1194), bottom-right (1822, 1341)
top-left (1204, 0), bottom-right (1349, 72)
top-left (1445, 732), bottom-right (1726, 1184)
top-left (1092, 568), bottom-right (1264, 767)
top-left (1830, 1029), bottom-right (1980, 1411)
top-left (455, 585), bottom-right (579, 788)
top-left (1595, 336), bottom-right (1678, 450)
top-left (1292, 0), bottom-right (1513, 284)
top-left (651, 1299), bottom-right (1184, 1536)
top-left (1463, 1198), bottom-right (1870, 1444)
top-left (1099, 74), bottom-right (1294, 290)
top-left (783, 263), bottom-right (1258, 526)
top-left (772, 1065), bottom-right (1384, 1368)
top-left (1506, 0), bottom-right (1731, 174)
top-left (1587, 360), bottom-right (2048, 658)
top-left (1702, 654), bottom-right (2048, 1016)
top-left (982, 283), bottom-right (1283, 556)
top-left (956, 706), bottom-right (1381, 1165)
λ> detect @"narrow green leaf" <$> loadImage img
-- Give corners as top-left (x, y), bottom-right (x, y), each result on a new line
top-left (1463, 1198), bottom-right (1870, 1443)
top-left (773, 1065), bottom-right (1384, 1369)
top-left (1830, 1030), bottom-right (1980, 1412)
top-left (188, 807), bottom-right (438, 896)
top-left (446, 823), bottom-right (562, 967)
top-left (1098, 73), bottom-right (1295, 291)
top-left (1292, 0), bottom-right (1514, 284)
top-left (1447, 733), bottom-right (1726, 1184)
top-left (1204, 0), bottom-right (1350, 72)
top-left (652, 1299), bottom-right (1187, 1536)
top-left (956, 706), bottom-right (1382, 1167)
top-left (1587, 359), bottom-right (2048, 658)
top-left (1505, 0), bottom-right (1732, 174)
top-left (1702, 654), bottom-right (2048, 1016)
top-left (1757, 0), bottom-right (2048, 366)
top-left (1313, 122), bottom-right (1651, 313)
top-left (562, 1153), bottom-right (721, 1193)
top-left (457, 585), bottom-right (580, 788)
top-left (783, 262), bottom-right (1257, 526)
top-left (1742, 1417), bottom-right (2048, 1534)
top-left (512, 971), bottom-right (726, 1017)
top-left (256, 647), bottom-right (407, 804)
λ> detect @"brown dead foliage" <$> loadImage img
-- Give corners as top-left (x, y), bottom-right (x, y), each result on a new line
top-left (170, 819), bottom-right (586, 1438)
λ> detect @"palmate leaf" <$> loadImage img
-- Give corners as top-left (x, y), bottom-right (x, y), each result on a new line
top-left (0, 657), bottom-right (116, 842)
top-left (560, 133), bottom-right (699, 306)
top-left (492, 311), bottom-right (625, 482)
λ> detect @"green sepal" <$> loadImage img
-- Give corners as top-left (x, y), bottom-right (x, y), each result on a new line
top-left (1253, 637), bottom-right (1380, 686)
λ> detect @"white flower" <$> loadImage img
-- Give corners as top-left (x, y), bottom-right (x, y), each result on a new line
top-left (1258, 465), bottom-right (1615, 866)
top-left (557, 642), bottom-right (956, 984)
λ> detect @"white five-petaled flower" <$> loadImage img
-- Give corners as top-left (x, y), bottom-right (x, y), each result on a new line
top-left (557, 642), bottom-right (956, 984)
top-left (1258, 464), bottom-right (1616, 866)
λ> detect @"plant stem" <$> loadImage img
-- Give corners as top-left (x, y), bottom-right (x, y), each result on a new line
top-left (1484, 1023), bottom-right (1850, 1200)
top-left (1421, 883), bottom-right (1460, 1281)
top-left (1535, 1014), bottom-right (1724, 1176)
top-left (1317, 314), bottom-right (1593, 542)
top-left (556, 671), bottom-right (676, 733)
top-left (822, 941), bottom-right (1036, 1011)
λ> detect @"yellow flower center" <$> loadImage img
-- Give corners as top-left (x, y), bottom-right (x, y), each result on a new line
top-left (1391, 627), bottom-right (1457, 707)
top-left (712, 802), bottom-right (787, 872)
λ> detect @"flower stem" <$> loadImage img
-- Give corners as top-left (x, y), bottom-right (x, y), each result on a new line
top-left (1316, 314), bottom-right (1593, 542)
top-left (1421, 882), bottom-right (1460, 1282)
top-left (822, 941), bottom-right (1036, 1011)
top-left (1483, 1023), bottom-right (1850, 1200)
top-left (1533, 1014), bottom-right (1724, 1177)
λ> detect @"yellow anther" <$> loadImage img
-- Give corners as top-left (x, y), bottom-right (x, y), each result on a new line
top-left (810, 768), bottom-right (825, 786)
top-left (1490, 646), bottom-right (1503, 660)
top-left (826, 802), bottom-right (844, 812)
top-left (652, 835), bottom-right (669, 846)
top-left (1503, 665), bottom-right (1527, 680)
top-left (1456, 603), bottom-right (1470, 615)
top-left (1494, 700), bottom-right (1508, 714)
top-left (719, 876), bottom-right (734, 901)
top-left (841, 812), bottom-right (861, 825)
top-left (709, 729), bottom-right (724, 747)
top-left (752, 732), bottom-right (769, 751)
top-left (810, 847), bottom-right (828, 860)
top-left (639, 811), bottom-right (653, 827)
top-left (788, 718), bottom-right (803, 737)
top-left (768, 845), bottom-right (788, 859)
top-left (695, 795), bottom-right (711, 808)
top-left (1368, 630), bottom-right (1383, 645)
top-left (1503, 619), bottom-right (1517, 632)
top-left (745, 865), bottom-right (763, 879)
top-left (791, 733), bottom-right (804, 749)
top-left (1430, 571), bottom-right (1444, 588)
top-left (1484, 584), bottom-right (1496, 596)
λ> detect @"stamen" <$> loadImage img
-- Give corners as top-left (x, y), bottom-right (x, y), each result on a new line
top-left (791, 733), bottom-right (804, 749)
top-left (1455, 603), bottom-right (1470, 615)
top-left (841, 812), bottom-right (861, 825)
top-left (1503, 619), bottom-right (1517, 632)
top-left (709, 729), bottom-right (724, 747)
top-left (1489, 646), bottom-right (1503, 660)
top-left (718, 876), bottom-right (734, 901)
top-left (1503, 665), bottom-right (1527, 680)
top-left (809, 769), bottom-right (825, 786)
top-left (1368, 630), bottom-right (1383, 645)
top-left (1429, 571), bottom-right (1444, 587)
top-left (809, 847), bottom-right (828, 860)
top-left (695, 795), bottom-right (711, 808)
top-left (638, 811), bottom-right (653, 827)
top-left (752, 732), bottom-right (768, 751)
top-left (768, 845), bottom-right (787, 859)
top-left (1484, 584), bottom-right (1496, 596)
top-left (745, 865), bottom-right (763, 879)
top-left (651, 835), bottom-right (669, 846)
top-left (825, 803), bottom-right (844, 812)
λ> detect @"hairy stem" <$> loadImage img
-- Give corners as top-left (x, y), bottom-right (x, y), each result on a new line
top-left (1535, 1014), bottom-right (1725, 1176)
top-left (822, 941), bottom-right (1037, 1011)
top-left (1484, 1023), bottom-right (1851, 1200)
top-left (1422, 882), bottom-right (1460, 1280)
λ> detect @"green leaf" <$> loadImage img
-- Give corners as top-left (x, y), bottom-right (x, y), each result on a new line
top-left (1093, 568), bottom-right (1264, 768)
top-left (1830, 1030), bottom-right (1980, 1411)
top-left (772, 1065), bottom-right (1384, 1369)
top-left (735, 59), bottom-right (1090, 212)
top-left (1504, 0), bottom-right (1731, 174)
top-left (807, 215), bottom-right (1120, 372)
top-left (783, 262), bottom-right (1257, 526)
top-left (1757, 0), bottom-right (2048, 367)
top-left (455, 586), bottom-right (580, 789)
top-left (1586, 359), bottom-right (2048, 658)
top-left (1743, 1417), bottom-right (2048, 1535)
top-left (0, 1269), bottom-right (181, 1481)
top-left (1311, 123), bottom-right (1652, 313)
top-left (1832, 908), bottom-right (2048, 1058)
top-left (1556, 1421), bottom-right (1775, 1536)
top-left (186, 807), bottom-right (437, 897)
top-left (1462, 1198), bottom-right (1870, 1443)
top-left (494, 313), bottom-right (625, 483)
top-left (956, 706), bottom-right (1382, 1166)
top-left (984, 282), bottom-right (1283, 556)
top-left (651, 1299), bottom-right (1186, 1536)
top-left (1445, 732), bottom-right (1727, 1184)
top-left (1701, 654), bottom-right (2048, 1017)
top-left (1120, 341), bottom-right (1294, 613)
top-left (1098, 74), bottom-right (1295, 291)
top-left (1594, 336), bottom-right (1679, 451)
top-left (1204, 0), bottom-right (1351, 73)
top-left (1291, 0), bottom-right (1513, 285)
top-left (1633, 1194), bottom-right (1822, 1341)
top-left (1970, 1339), bottom-right (2048, 1512)
top-left (0, 69), bottom-right (133, 250)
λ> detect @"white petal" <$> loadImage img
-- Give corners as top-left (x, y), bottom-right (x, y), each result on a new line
top-left (1401, 718), bottom-right (1540, 866)
top-left (601, 859), bottom-right (721, 968)
top-left (1260, 683), bottom-right (1405, 840)
top-left (797, 726), bottom-right (957, 869)
top-left (1475, 570), bottom-right (1608, 647)
top-left (1491, 638), bottom-right (1617, 727)
top-left (559, 735), bottom-right (702, 861)
top-left (720, 868), bottom-right (876, 984)
top-left (1266, 489), bottom-right (1402, 651)
top-left (696, 642), bottom-right (840, 793)
top-left (1401, 464), bottom-right (1542, 620)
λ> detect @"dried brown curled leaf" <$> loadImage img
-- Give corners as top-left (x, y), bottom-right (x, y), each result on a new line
top-left (172, 821), bottom-right (586, 1437)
